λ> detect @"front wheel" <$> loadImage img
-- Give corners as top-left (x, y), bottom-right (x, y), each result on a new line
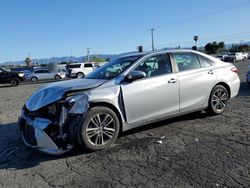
top-left (207, 85), bottom-right (229, 115)
top-left (31, 77), bottom-right (38, 82)
top-left (78, 107), bottom-right (120, 151)
top-left (55, 75), bottom-right (61, 80)
top-left (10, 78), bottom-right (19, 86)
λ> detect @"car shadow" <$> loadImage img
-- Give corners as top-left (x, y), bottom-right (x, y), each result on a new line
top-left (0, 78), bottom-right (72, 88)
top-left (120, 110), bottom-right (209, 137)
top-left (0, 110), bottom-right (210, 170)
top-left (0, 122), bottom-right (90, 170)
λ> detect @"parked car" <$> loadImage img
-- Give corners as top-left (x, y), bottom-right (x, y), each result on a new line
top-left (19, 50), bottom-right (240, 155)
top-left (224, 52), bottom-right (245, 62)
top-left (66, 62), bottom-right (95, 78)
top-left (25, 69), bottom-right (66, 82)
top-left (247, 65), bottom-right (250, 84)
top-left (215, 54), bottom-right (228, 61)
top-left (0, 67), bottom-right (25, 86)
top-left (242, 52), bottom-right (249, 60)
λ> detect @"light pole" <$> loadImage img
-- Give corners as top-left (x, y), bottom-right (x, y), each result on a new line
top-left (193, 35), bottom-right (199, 47)
top-left (151, 28), bottom-right (155, 51)
top-left (86, 48), bottom-right (90, 62)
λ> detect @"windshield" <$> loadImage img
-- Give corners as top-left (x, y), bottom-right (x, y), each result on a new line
top-left (1, 67), bottom-right (10, 72)
top-left (85, 55), bottom-right (143, 80)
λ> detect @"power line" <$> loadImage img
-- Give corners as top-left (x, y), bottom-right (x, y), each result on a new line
top-left (88, 1), bottom-right (250, 50)
top-left (154, 1), bottom-right (250, 30)
top-left (155, 31), bottom-right (250, 48)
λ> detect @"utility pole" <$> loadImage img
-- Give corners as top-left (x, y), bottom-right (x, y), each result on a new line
top-left (86, 48), bottom-right (90, 62)
top-left (70, 50), bottom-right (73, 62)
top-left (151, 28), bottom-right (155, 51)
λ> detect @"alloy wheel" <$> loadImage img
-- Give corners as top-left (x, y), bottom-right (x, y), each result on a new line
top-left (211, 88), bottom-right (228, 113)
top-left (86, 113), bottom-right (115, 146)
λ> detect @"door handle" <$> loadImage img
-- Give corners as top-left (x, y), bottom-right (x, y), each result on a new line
top-left (208, 70), bottom-right (214, 74)
top-left (168, 78), bottom-right (177, 83)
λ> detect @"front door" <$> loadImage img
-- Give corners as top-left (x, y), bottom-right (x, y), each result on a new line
top-left (121, 53), bottom-right (179, 125)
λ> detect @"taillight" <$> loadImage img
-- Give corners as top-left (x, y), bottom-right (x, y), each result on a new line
top-left (231, 67), bottom-right (239, 74)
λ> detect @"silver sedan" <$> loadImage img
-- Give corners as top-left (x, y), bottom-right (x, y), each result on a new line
top-left (19, 50), bottom-right (240, 155)
top-left (25, 69), bottom-right (66, 82)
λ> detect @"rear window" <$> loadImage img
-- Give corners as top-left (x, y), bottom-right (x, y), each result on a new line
top-left (69, 64), bottom-right (81, 68)
top-left (173, 53), bottom-right (201, 72)
top-left (35, 70), bottom-right (49, 73)
top-left (197, 55), bottom-right (214, 68)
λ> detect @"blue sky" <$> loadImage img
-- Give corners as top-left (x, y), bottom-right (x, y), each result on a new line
top-left (0, 0), bottom-right (250, 63)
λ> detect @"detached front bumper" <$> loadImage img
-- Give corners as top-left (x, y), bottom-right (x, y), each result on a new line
top-left (18, 110), bottom-right (73, 155)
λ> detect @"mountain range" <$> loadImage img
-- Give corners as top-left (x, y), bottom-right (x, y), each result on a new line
top-left (1, 41), bottom-right (250, 66)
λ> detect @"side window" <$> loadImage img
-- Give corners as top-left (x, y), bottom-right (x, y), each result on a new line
top-left (173, 53), bottom-right (201, 72)
top-left (35, 70), bottom-right (42, 73)
top-left (197, 55), bottom-right (214, 68)
top-left (135, 54), bottom-right (172, 78)
top-left (84, 63), bottom-right (93, 68)
top-left (69, 64), bottom-right (81, 68)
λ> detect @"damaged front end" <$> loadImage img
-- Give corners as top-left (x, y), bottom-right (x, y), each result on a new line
top-left (18, 93), bottom-right (89, 155)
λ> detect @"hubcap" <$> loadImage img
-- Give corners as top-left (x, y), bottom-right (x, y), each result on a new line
top-left (212, 88), bottom-right (228, 112)
top-left (11, 80), bottom-right (17, 85)
top-left (77, 73), bottom-right (83, 78)
top-left (86, 113), bottom-right (115, 146)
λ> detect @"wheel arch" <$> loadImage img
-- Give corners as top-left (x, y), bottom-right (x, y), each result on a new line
top-left (214, 82), bottom-right (231, 98)
top-left (10, 77), bottom-right (20, 84)
top-left (31, 76), bottom-right (38, 80)
top-left (89, 102), bottom-right (124, 132)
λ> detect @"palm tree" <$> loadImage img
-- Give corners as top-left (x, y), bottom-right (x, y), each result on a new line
top-left (25, 57), bottom-right (32, 67)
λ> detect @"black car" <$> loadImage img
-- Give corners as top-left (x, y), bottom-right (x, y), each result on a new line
top-left (0, 67), bottom-right (25, 86)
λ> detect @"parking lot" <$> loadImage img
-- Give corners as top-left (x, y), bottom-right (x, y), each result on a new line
top-left (0, 60), bottom-right (249, 187)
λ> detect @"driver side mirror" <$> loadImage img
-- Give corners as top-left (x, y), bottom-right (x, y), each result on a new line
top-left (126, 70), bottom-right (146, 82)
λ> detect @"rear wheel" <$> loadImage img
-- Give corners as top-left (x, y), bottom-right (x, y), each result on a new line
top-left (55, 75), bottom-right (61, 80)
top-left (76, 72), bottom-right (84, 78)
top-left (10, 78), bottom-right (19, 86)
top-left (31, 77), bottom-right (38, 82)
top-left (78, 107), bottom-right (120, 151)
top-left (207, 85), bottom-right (229, 115)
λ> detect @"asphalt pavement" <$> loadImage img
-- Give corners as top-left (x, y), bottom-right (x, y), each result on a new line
top-left (0, 60), bottom-right (249, 188)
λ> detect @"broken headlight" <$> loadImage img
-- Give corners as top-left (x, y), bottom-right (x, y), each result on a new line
top-left (66, 93), bottom-right (89, 114)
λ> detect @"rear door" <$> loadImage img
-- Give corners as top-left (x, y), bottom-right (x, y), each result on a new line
top-left (84, 63), bottom-right (94, 75)
top-left (172, 52), bottom-right (217, 112)
top-left (35, 70), bottom-right (50, 80)
top-left (121, 53), bottom-right (179, 125)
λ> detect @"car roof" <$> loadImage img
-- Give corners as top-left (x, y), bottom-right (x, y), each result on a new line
top-left (121, 49), bottom-right (207, 58)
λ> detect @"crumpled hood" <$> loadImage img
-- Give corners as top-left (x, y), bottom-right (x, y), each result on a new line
top-left (26, 79), bottom-right (106, 111)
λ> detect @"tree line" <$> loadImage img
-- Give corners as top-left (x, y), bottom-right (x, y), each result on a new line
top-left (204, 41), bottom-right (250, 54)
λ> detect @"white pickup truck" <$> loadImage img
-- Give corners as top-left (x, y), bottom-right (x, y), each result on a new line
top-left (66, 62), bottom-right (95, 78)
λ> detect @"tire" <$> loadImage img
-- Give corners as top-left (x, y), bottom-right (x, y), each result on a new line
top-left (31, 77), bottom-right (38, 82)
top-left (76, 72), bottom-right (84, 78)
top-left (55, 75), bottom-right (61, 80)
top-left (10, 78), bottom-right (19, 86)
top-left (78, 106), bottom-right (120, 151)
top-left (207, 85), bottom-right (229, 115)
